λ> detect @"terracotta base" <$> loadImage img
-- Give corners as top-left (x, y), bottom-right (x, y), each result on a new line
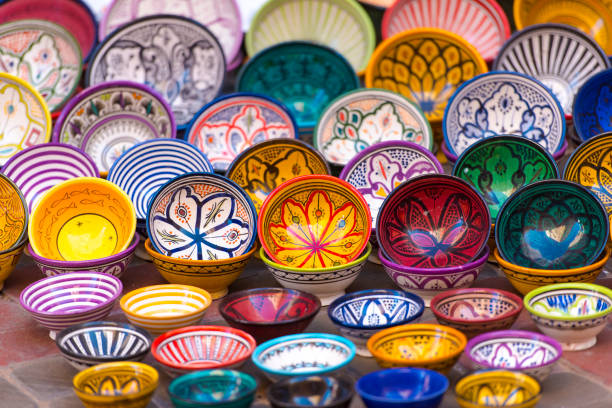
top-left (209, 288), bottom-right (229, 300)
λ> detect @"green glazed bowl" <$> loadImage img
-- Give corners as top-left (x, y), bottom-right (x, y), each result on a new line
top-left (168, 370), bottom-right (257, 408)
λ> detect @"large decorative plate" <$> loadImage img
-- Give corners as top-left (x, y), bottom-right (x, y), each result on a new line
top-left (186, 93), bottom-right (298, 172)
top-left (99, 0), bottom-right (243, 69)
top-left (53, 81), bottom-right (175, 174)
top-left (493, 24), bottom-right (610, 114)
top-left (382, 0), bottom-right (510, 63)
top-left (147, 173), bottom-right (257, 261)
top-left (86, 15), bottom-right (226, 129)
top-left (443, 72), bottom-right (566, 159)
top-left (365, 28), bottom-right (488, 123)
top-left (108, 139), bottom-right (213, 221)
top-left (0, 19), bottom-right (82, 112)
top-left (314, 89), bottom-right (433, 166)
top-left (572, 69), bottom-right (612, 141)
top-left (226, 139), bottom-right (331, 212)
top-left (340, 141), bottom-right (442, 230)
top-left (258, 174), bottom-right (371, 269)
top-left (0, 173), bottom-right (27, 251)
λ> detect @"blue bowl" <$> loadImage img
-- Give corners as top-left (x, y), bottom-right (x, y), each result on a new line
top-left (268, 375), bottom-right (354, 408)
top-left (573, 68), bottom-right (612, 141)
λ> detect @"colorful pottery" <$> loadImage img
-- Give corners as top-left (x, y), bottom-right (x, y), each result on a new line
top-left (443, 137), bottom-right (569, 163)
top-left (258, 174), bottom-right (371, 269)
top-left (0, 173), bottom-right (28, 251)
top-left (495, 180), bottom-right (609, 269)
top-left (455, 370), bottom-right (541, 408)
top-left (365, 28), bottom-right (488, 123)
top-left (86, 15), bottom-right (225, 129)
top-left (186, 93), bottom-right (298, 171)
top-left (169, 370), bottom-right (257, 408)
top-left (0, 238), bottom-right (26, 290)
top-left (572, 69), bottom-right (612, 140)
top-left (268, 375), bottom-right (354, 408)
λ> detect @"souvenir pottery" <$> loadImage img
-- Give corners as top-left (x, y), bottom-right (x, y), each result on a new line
top-left (185, 93), bottom-right (298, 171)
top-left (0, 173), bottom-right (28, 252)
top-left (572, 69), bottom-right (612, 140)
top-left (443, 137), bottom-right (568, 164)
top-left (258, 174), bottom-right (371, 269)
top-left (1, 143), bottom-right (99, 213)
top-left (0, 238), bottom-right (26, 290)
top-left (314, 89), bottom-right (434, 166)
top-left (237, 42), bottom-right (360, 131)
top-left (53, 81), bottom-right (176, 174)
top-left (226, 139), bottom-right (330, 212)
top-left (495, 180), bottom-right (609, 270)
top-left (455, 371), bottom-right (541, 408)
top-left (365, 28), bottom-right (488, 123)
top-left (328, 289), bottom-right (425, 356)
top-left (87, 15), bottom-right (226, 129)
top-left (524, 283), bottom-right (612, 351)
top-left (147, 173), bottom-right (257, 261)
top-left (268, 375), bottom-right (354, 408)
top-left (169, 370), bottom-right (257, 408)
top-left (493, 24), bottom-right (610, 113)
top-left (245, 0), bottom-right (375, 73)
top-left (452, 135), bottom-right (559, 221)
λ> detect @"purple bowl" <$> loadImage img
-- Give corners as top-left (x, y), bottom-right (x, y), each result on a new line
top-left (442, 138), bottom-right (568, 163)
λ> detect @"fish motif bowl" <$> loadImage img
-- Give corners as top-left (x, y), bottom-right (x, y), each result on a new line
top-left (0, 238), bottom-right (27, 290)
top-left (524, 283), bottom-right (612, 351)
top-left (495, 180), bottom-right (609, 270)
top-left (169, 370), bottom-right (257, 408)
top-left (573, 70), bottom-right (612, 141)
top-left (455, 370), bottom-right (541, 408)
top-left (465, 330), bottom-right (563, 382)
top-left (268, 375), bottom-right (354, 408)
top-left (0, 173), bottom-right (28, 252)
top-left (327, 289), bottom-right (425, 357)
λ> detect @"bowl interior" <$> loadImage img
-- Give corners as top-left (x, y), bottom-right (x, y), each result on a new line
top-left (371, 329), bottom-right (464, 361)
top-left (528, 287), bottom-right (612, 319)
top-left (357, 368), bottom-right (448, 402)
top-left (468, 336), bottom-right (560, 369)
top-left (57, 323), bottom-right (151, 359)
top-left (169, 370), bottom-right (256, 403)
top-left (122, 286), bottom-right (211, 319)
top-left (433, 290), bottom-right (522, 322)
top-left (74, 363), bottom-right (158, 398)
top-left (456, 371), bottom-right (540, 406)
top-left (269, 375), bottom-right (353, 407)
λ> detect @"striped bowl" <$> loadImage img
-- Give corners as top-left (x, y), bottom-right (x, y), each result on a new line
top-left (152, 325), bottom-right (256, 377)
top-left (19, 272), bottom-right (123, 339)
top-left (120, 285), bottom-right (212, 335)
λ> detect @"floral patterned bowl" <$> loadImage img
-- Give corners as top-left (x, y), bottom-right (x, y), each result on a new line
top-left (573, 70), bottom-right (612, 141)
top-left (0, 173), bottom-right (28, 252)
top-left (455, 370), bottom-right (541, 408)
top-left (0, 238), bottom-right (27, 290)
top-left (268, 375), bottom-right (354, 408)
top-left (169, 370), bottom-right (257, 408)
top-left (443, 138), bottom-right (568, 163)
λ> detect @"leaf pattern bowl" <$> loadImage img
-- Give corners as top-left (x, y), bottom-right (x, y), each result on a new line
top-left (455, 370), bottom-right (541, 408)
top-left (169, 370), bottom-right (257, 408)
top-left (442, 137), bottom-right (568, 164)
top-left (268, 375), bottom-right (354, 408)
top-left (573, 69), bottom-right (612, 141)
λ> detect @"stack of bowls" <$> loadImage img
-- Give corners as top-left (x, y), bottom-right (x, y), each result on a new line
top-left (0, 173), bottom-right (28, 289)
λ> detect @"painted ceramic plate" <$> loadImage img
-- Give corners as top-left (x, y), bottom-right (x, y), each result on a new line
top-left (572, 70), bottom-right (612, 141)
top-left (453, 135), bottom-right (559, 221)
top-left (53, 81), bottom-right (175, 174)
top-left (443, 72), bottom-right (566, 158)
top-left (258, 174), bottom-right (371, 269)
top-left (340, 140), bottom-right (442, 229)
top-left (0, 173), bottom-right (27, 251)
top-left (226, 139), bottom-right (330, 212)
top-left (314, 89), bottom-right (433, 166)
top-left (186, 93), bottom-right (298, 172)
top-left (147, 173), bottom-right (257, 261)
top-left (87, 15), bottom-right (226, 129)
top-left (365, 28), bottom-right (488, 123)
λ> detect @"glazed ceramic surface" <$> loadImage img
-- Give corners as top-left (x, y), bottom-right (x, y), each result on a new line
top-left (0, 239), bottom-right (26, 291)
top-left (0, 173), bottom-right (27, 251)
top-left (314, 89), bottom-right (433, 166)
top-left (572, 69), bottom-right (612, 140)
top-left (237, 42), bottom-right (359, 130)
top-left (169, 370), bottom-right (257, 408)
top-left (453, 135), bottom-right (559, 220)
top-left (186, 93), bottom-right (298, 171)
top-left (495, 180), bottom-right (609, 270)
top-left (258, 174), bottom-right (371, 269)
top-left (268, 375), bottom-right (354, 408)
top-left (455, 370), bottom-right (541, 408)
top-left (365, 28), bottom-right (488, 122)
top-left (493, 24), bottom-right (610, 113)
top-left (147, 173), bottom-right (257, 261)
top-left (87, 15), bottom-right (225, 129)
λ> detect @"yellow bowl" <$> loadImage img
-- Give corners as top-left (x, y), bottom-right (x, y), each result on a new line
top-left (73, 362), bottom-right (158, 408)
top-left (0, 173), bottom-right (28, 252)
top-left (0, 238), bottom-right (26, 290)
top-left (28, 177), bottom-right (136, 261)
top-left (367, 323), bottom-right (467, 373)
top-left (455, 370), bottom-right (541, 408)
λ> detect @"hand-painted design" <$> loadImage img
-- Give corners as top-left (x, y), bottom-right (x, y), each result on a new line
top-left (530, 313), bottom-right (609, 330)
top-left (576, 84), bottom-right (612, 139)
top-left (470, 339), bottom-right (558, 370)
top-left (460, 380), bottom-right (538, 406)
top-left (329, 292), bottom-right (423, 328)
top-left (531, 291), bottom-right (611, 318)
top-left (0, 175), bottom-right (27, 251)
top-left (386, 268), bottom-right (480, 293)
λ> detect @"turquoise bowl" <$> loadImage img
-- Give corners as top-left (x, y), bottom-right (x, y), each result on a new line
top-left (168, 370), bottom-right (257, 408)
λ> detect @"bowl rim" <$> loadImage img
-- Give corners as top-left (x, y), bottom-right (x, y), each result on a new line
top-left (378, 245), bottom-right (490, 274)
top-left (494, 247), bottom-right (611, 275)
top-left (120, 284), bottom-right (212, 321)
top-left (355, 367), bottom-right (449, 403)
top-left (563, 130), bottom-right (612, 179)
top-left (144, 238), bottom-right (256, 266)
top-left (0, 173), bottom-right (29, 252)
top-left (455, 369), bottom-right (541, 406)
top-left (267, 374), bottom-right (355, 408)
top-left (73, 361), bottom-right (159, 399)
top-left (0, 237), bottom-right (27, 256)
top-left (574, 70), bottom-right (612, 141)
top-left (524, 282), bottom-right (612, 321)
top-left (168, 369), bottom-right (257, 405)
top-left (443, 137), bottom-right (568, 163)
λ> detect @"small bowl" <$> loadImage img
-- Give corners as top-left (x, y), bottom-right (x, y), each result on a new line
top-left (367, 324), bottom-right (467, 373)
top-left (252, 333), bottom-right (356, 382)
top-left (356, 368), bottom-right (449, 408)
top-left (73, 362), bottom-right (158, 408)
top-left (56, 321), bottom-right (152, 371)
top-left (573, 70), bottom-right (612, 140)
top-left (455, 370), bottom-right (541, 408)
top-left (0, 173), bottom-right (28, 252)
top-left (524, 282), bottom-right (612, 351)
top-left (465, 330), bottom-right (563, 382)
top-left (430, 288), bottom-right (524, 339)
top-left (268, 375), bottom-right (354, 408)
top-left (120, 284), bottom-right (212, 335)
top-left (328, 289), bottom-right (425, 357)
top-left (443, 138), bottom-right (568, 164)
top-left (152, 326), bottom-right (256, 377)
top-left (169, 369), bottom-right (257, 408)
top-left (219, 288), bottom-right (321, 343)
top-left (0, 238), bottom-right (27, 290)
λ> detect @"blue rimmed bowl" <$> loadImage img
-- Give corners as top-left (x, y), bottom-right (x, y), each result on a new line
top-left (573, 68), bottom-right (612, 141)
top-left (168, 370), bottom-right (257, 408)
top-left (268, 375), bottom-right (354, 408)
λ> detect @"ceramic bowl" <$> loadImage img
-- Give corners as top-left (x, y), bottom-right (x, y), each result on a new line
top-left (328, 289), bottom-right (425, 357)
top-left (28, 177), bottom-right (136, 262)
top-left (152, 326), bottom-right (256, 377)
top-left (465, 330), bottom-right (563, 382)
top-left (443, 138), bottom-right (568, 164)
top-left (524, 282), bottom-right (612, 351)
top-left (219, 288), bottom-right (321, 343)
top-left (0, 238), bottom-right (27, 290)
top-left (356, 368), bottom-right (448, 408)
top-left (0, 173), bottom-right (28, 252)
top-left (455, 370), bottom-right (541, 408)
top-left (19, 272), bottom-right (123, 339)
top-left (73, 362), bottom-right (158, 408)
top-left (169, 369), bottom-right (257, 408)
top-left (573, 69), bottom-right (612, 141)
top-left (237, 41), bottom-right (359, 131)
top-left (56, 321), bottom-right (152, 371)
top-left (365, 28), bottom-right (488, 123)
top-left (495, 180), bottom-right (609, 270)
top-left (260, 243), bottom-right (372, 306)
top-left (430, 288), bottom-right (524, 339)
top-left (268, 375), bottom-right (354, 408)
top-left (258, 174), bottom-right (371, 269)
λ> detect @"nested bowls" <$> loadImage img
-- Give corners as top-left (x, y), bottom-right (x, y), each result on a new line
top-left (268, 375), bottom-right (354, 408)
top-left (169, 370), bottom-right (257, 408)
top-left (455, 370), bottom-right (541, 408)
top-left (573, 70), bottom-right (612, 141)
top-left (0, 173), bottom-right (28, 252)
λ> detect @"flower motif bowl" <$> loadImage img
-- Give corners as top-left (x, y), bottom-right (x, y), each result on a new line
top-left (573, 70), bottom-right (612, 141)
top-left (268, 375), bottom-right (354, 408)
top-left (0, 238), bottom-right (27, 290)
top-left (455, 370), bottom-right (541, 408)
top-left (0, 173), bottom-right (28, 252)
top-left (169, 369), bottom-right (257, 408)
top-left (443, 138), bottom-right (568, 163)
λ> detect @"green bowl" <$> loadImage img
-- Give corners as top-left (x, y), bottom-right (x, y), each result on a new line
top-left (168, 370), bottom-right (257, 408)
